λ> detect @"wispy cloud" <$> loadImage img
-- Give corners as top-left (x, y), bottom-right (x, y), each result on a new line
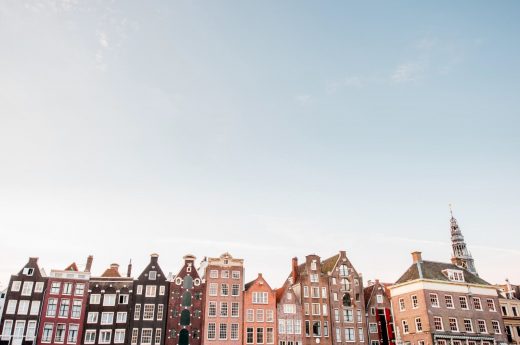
top-left (391, 62), bottom-right (426, 83)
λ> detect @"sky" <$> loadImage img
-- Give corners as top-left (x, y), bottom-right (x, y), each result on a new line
top-left (0, 0), bottom-right (519, 290)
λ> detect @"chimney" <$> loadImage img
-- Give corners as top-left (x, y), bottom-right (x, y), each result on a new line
top-left (85, 255), bottom-right (94, 272)
top-left (110, 263), bottom-right (120, 274)
top-left (411, 251), bottom-right (423, 264)
top-left (127, 260), bottom-right (132, 278)
top-left (151, 253), bottom-right (159, 263)
top-left (291, 257), bottom-right (298, 283)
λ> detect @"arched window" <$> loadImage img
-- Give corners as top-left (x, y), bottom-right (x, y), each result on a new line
top-left (178, 329), bottom-right (189, 345)
top-left (183, 276), bottom-right (193, 289)
top-left (341, 278), bottom-right (350, 291)
top-left (170, 329), bottom-right (177, 338)
top-left (172, 309), bottom-right (179, 317)
top-left (192, 330), bottom-right (199, 339)
top-left (180, 309), bottom-right (191, 326)
top-left (182, 292), bottom-right (192, 307)
top-left (343, 293), bottom-right (352, 307)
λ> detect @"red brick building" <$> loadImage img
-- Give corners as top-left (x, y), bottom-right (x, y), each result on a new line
top-left (166, 254), bottom-right (205, 345)
top-left (37, 262), bottom-right (91, 345)
top-left (243, 274), bottom-right (277, 345)
top-left (276, 281), bottom-right (303, 345)
top-left (363, 281), bottom-right (394, 345)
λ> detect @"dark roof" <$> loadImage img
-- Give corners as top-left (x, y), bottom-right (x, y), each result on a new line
top-left (364, 284), bottom-right (375, 305)
top-left (395, 260), bottom-right (490, 285)
top-left (245, 280), bottom-right (255, 290)
top-left (321, 254), bottom-right (340, 274)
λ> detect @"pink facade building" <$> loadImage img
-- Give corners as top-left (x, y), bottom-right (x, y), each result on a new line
top-left (243, 274), bottom-right (277, 345)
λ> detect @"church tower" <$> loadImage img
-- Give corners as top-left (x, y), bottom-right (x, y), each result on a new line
top-left (449, 205), bottom-right (478, 275)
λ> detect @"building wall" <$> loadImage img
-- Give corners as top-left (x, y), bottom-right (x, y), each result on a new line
top-left (0, 258), bottom-right (47, 345)
top-left (276, 284), bottom-right (303, 345)
top-left (165, 255), bottom-right (205, 345)
top-left (499, 298), bottom-right (520, 345)
top-left (364, 283), bottom-right (394, 345)
top-left (201, 253), bottom-right (244, 345)
top-left (243, 274), bottom-right (277, 345)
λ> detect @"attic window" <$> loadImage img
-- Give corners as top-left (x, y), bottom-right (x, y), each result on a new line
top-left (339, 265), bottom-right (348, 277)
top-left (311, 260), bottom-right (317, 271)
top-left (23, 268), bottom-right (34, 276)
top-left (149, 271), bottom-right (157, 280)
top-left (443, 269), bottom-right (465, 282)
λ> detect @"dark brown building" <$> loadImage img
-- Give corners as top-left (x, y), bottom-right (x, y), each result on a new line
top-left (130, 254), bottom-right (169, 345)
top-left (82, 263), bottom-right (134, 345)
top-left (0, 257), bottom-right (48, 345)
top-left (363, 281), bottom-right (394, 345)
top-left (166, 254), bottom-right (205, 345)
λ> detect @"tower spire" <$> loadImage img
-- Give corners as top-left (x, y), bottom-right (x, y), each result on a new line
top-left (449, 205), bottom-right (478, 276)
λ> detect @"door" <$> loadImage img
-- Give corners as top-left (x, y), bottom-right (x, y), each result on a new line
top-left (179, 329), bottom-right (189, 345)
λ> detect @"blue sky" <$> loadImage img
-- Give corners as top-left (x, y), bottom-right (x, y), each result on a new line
top-left (0, 1), bottom-right (519, 289)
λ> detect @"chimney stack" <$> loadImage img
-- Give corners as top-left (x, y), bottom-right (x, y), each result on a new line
top-left (127, 260), bottom-right (132, 278)
top-left (411, 251), bottom-right (423, 264)
top-left (291, 257), bottom-right (298, 283)
top-left (85, 255), bottom-right (94, 272)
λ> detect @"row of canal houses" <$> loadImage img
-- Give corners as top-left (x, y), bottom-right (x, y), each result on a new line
top-left (0, 251), bottom-right (378, 345)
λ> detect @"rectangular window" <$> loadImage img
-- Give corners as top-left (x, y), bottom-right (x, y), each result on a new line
top-left (415, 318), bottom-right (423, 332)
top-left (209, 283), bottom-right (218, 296)
top-left (209, 301), bottom-right (217, 317)
top-left (322, 287), bottom-right (327, 298)
top-left (114, 329), bottom-right (125, 344)
top-left (145, 286), bottom-right (157, 298)
top-left (257, 309), bottom-right (265, 322)
top-left (71, 300), bottom-right (82, 318)
top-left (434, 317), bottom-right (443, 331)
top-left (154, 329), bottom-right (161, 345)
top-left (232, 284), bottom-right (240, 296)
top-left (140, 329), bottom-right (152, 345)
top-left (220, 323), bottom-right (228, 340)
top-left (35, 282), bottom-right (45, 293)
top-left (143, 304), bottom-right (155, 320)
top-left (51, 282), bottom-right (61, 294)
top-left (369, 323), bottom-right (378, 333)
top-left (313, 321), bottom-right (321, 337)
top-left (231, 302), bottom-right (239, 317)
top-left (464, 319), bottom-right (473, 333)
top-left (473, 297), bottom-right (483, 310)
top-left (221, 270), bottom-right (229, 278)
top-left (157, 304), bottom-right (163, 321)
top-left (117, 312), bottom-right (128, 323)
top-left (131, 329), bottom-right (138, 345)
top-left (134, 304), bottom-right (141, 320)
top-left (312, 287), bottom-right (320, 298)
top-left (59, 299), bottom-right (70, 317)
top-left (1, 320), bottom-right (13, 341)
top-left (491, 320), bottom-right (501, 334)
top-left (21, 281), bottom-right (34, 296)
top-left (220, 302), bottom-right (228, 317)
top-left (42, 323), bottom-right (54, 343)
top-left (231, 324), bottom-right (239, 340)
top-left (310, 274), bottom-right (319, 283)
top-left (266, 309), bottom-right (274, 322)
top-left (312, 303), bottom-right (321, 315)
top-left (402, 320), bottom-right (409, 334)
top-left (84, 330), bottom-right (96, 344)
top-left (221, 284), bottom-right (229, 296)
top-left (149, 271), bottom-right (157, 280)
top-left (335, 309), bottom-right (340, 322)
top-left (449, 318), bottom-right (459, 332)
top-left (55, 323), bottom-right (66, 343)
top-left (266, 327), bottom-right (274, 344)
top-left (118, 294), bottom-right (129, 304)
top-left (17, 300), bottom-right (29, 315)
top-left (303, 286), bottom-right (309, 298)
top-left (210, 270), bottom-right (219, 279)
top-left (62, 283), bottom-right (73, 295)
top-left (11, 281), bottom-right (22, 292)
top-left (376, 294), bottom-right (383, 303)
top-left (487, 299), bottom-right (496, 312)
top-left (68, 324), bottom-right (79, 344)
top-left (345, 328), bottom-right (355, 341)
top-left (87, 312), bottom-right (99, 323)
top-left (101, 312), bottom-right (114, 325)
top-left (159, 286), bottom-right (165, 295)
top-left (253, 292), bottom-right (269, 304)
top-left (257, 327), bottom-right (264, 343)
top-left (74, 284), bottom-right (85, 296)
top-left (430, 293), bottom-right (439, 307)
top-left (477, 320), bottom-right (487, 333)
top-left (294, 320), bottom-right (301, 335)
top-left (322, 304), bottom-right (328, 316)
top-left (324, 321), bottom-right (329, 337)
top-left (343, 308), bottom-right (353, 322)
top-left (26, 320), bottom-right (37, 341)
top-left (336, 328), bottom-right (341, 342)
top-left (247, 327), bottom-right (254, 343)
top-left (358, 328), bottom-right (364, 342)
top-left (207, 323), bottom-right (216, 340)
top-left (304, 303), bottom-right (310, 315)
top-left (445, 295), bottom-right (454, 308)
top-left (30, 300), bottom-right (41, 315)
top-left (459, 296), bottom-right (468, 309)
top-left (305, 320), bottom-right (310, 337)
top-left (137, 285), bottom-right (143, 295)
top-left (399, 298), bottom-right (405, 311)
top-left (411, 295), bottom-right (418, 308)
top-left (89, 294), bottom-right (101, 304)
top-left (232, 271), bottom-right (240, 279)
top-left (6, 300), bottom-right (17, 314)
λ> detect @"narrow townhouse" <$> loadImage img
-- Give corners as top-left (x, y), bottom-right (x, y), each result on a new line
top-left (0, 289), bottom-right (6, 325)
top-left (497, 280), bottom-right (520, 345)
top-left (201, 253), bottom-right (244, 345)
top-left (37, 261), bottom-right (91, 345)
top-left (363, 281), bottom-right (394, 345)
top-left (243, 274), bottom-right (277, 345)
top-left (82, 263), bottom-right (134, 345)
top-left (0, 257), bottom-right (48, 345)
top-left (166, 254), bottom-right (205, 345)
top-left (276, 281), bottom-right (303, 345)
top-left (130, 254), bottom-right (169, 345)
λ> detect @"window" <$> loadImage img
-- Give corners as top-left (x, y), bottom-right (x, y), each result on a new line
top-left (310, 274), bottom-right (319, 283)
top-left (87, 312), bottom-right (98, 323)
top-left (63, 283), bottom-right (73, 295)
top-left (59, 299), bottom-right (70, 317)
top-left (103, 294), bottom-right (116, 306)
top-left (473, 297), bottom-right (483, 310)
top-left (159, 286), bottom-right (165, 295)
top-left (149, 271), bottom-right (157, 280)
top-left (209, 302), bottom-right (217, 316)
top-left (369, 323), bottom-right (378, 333)
top-left (209, 283), bottom-right (218, 296)
top-left (12, 281), bottom-right (22, 292)
top-left (257, 309), bottom-right (265, 322)
top-left (278, 320), bottom-right (285, 334)
top-left (35, 282), bottom-right (45, 293)
top-left (449, 318), bottom-right (459, 332)
top-left (220, 302), bottom-right (228, 317)
top-left (336, 329), bottom-right (342, 342)
top-left (232, 271), bottom-right (241, 279)
top-left (68, 324), bottom-right (79, 344)
top-left (71, 300), bottom-right (82, 318)
top-left (26, 321), bottom-right (37, 340)
top-left (312, 287), bottom-right (320, 298)
top-left (141, 329), bottom-right (152, 345)
top-left (266, 327), bottom-right (274, 344)
top-left (322, 287), bottom-right (327, 298)
top-left (399, 298), bottom-right (405, 311)
top-left (134, 304), bottom-right (141, 320)
top-left (464, 319), bottom-right (473, 332)
top-left (42, 323), bottom-right (54, 343)
top-left (253, 292), bottom-right (268, 304)
top-left (2, 320), bottom-right (13, 341)
top-left (342, 278), bottom-right (350, 291)
top-left (323, 321), bottom-right (329, 337)
top-left (411, 295), bottom-right (418, 308)
top-left (210, 270), bottom-right (219, 279)
top-left (357, 309), bottom-right (362, 323)
top-left (345, 328), bottom-right (355, 341)
top-left (145, 286), bottom-right (157, 297)
top-left (491, 320), bottom-right (501, 334)
top-left (415, 318), bottom-right (423, 332)
top-left (221, 284), bottom-right (229, 296)
top-left (154, 329), bottom-right (161, 345)
top-left (220, 324), bottom-right (228, 340)
top-left (305, 320), bottom-right (310, 337)
top-left (231, 302), bottom-right (239, 317)
top-left (119, 294), bottom-right (129, 304)
top-left (114, 329), bottom-right (125, 344)
top-left (445, 295), bottom-right (454, 308)
top-left (312, 303), bottom-right (321, 315)
top-left (51, 282), bottom-right (61, 294)
top-left (17, 300), bottom-right (29, 315)
top-left (30, 300), bottom-right (41, 315)
top-left (84, 330), bottom-right (96, 344)
top-left (231, 324), bottom-right (239, 340)
top-left (304, 303), bottom-right (310, 315)
top-left (55, 324), bottom-right (66, 343)
top-left (286, 319), bottom-right (294, 334)
top-left (6, 300), bottom-right (17, 314)
top-left (232, 284), bottom-right (240, 296)
top-left (444, 269), bottom-right (465, 282)
top-left (312, 321), bottom-right (321, 337)
top-left (459, 296), bottom-right (468, 309)
top-left (487, 299), bottom-right (496, 312)
top-left (333, 292), bottom-right (338, 301)
top-left (117, 312), bottom-right (127, 323)
top-left (21, 281), bottom-right (34, 296)
top-left (477, 320), bottom-right (487, 333)
top-left (434, 317), bottom-right (443, 331)
top-left (221, 270), bottom-right (229, 278)
top-left (137, 285), bottom-right (143, 295)
top-left (334, 309), bottom-right (340, 322)
top-left (430, 293), bottom-right (439, 307)
top-left (143, 304), bottom-right (155, 320)
top-left (311, 260), bottom-right (317, 270)
top-left (303, 286), bottom-right (309, 298)
top-left (157, 304), bottom-right (163, 320)
top-left (343, 308), bottom-right (353, 322)
top-left (101, 312), bottom-right (114, 325)
top-left (266, 309), bottom-right (274, 322)
top-left (358, 328), bottom-right (364, 342)
top-left (90, 294), bottom-right (101, 304)
top-left (513, 306), bottom-right (519, 316)
top-left (247, 327), bottom-right (254, 343)
top-left (402, 320), bottom-right (409, 334)
top-left (256, 327), bottom-right (264, 343)
top-left (74, 284), bottom-right (85, 296)
top-left (377, 294), bottom-right (383, 303)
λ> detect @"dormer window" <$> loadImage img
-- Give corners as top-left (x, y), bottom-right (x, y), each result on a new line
top-left (443, 269), bottom-right (465, 282)
top-left (149, 271), bottom-right (157, 280)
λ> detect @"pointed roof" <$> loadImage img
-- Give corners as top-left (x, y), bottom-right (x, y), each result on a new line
top-left (321, 254), bottom-right (340, 274)
top-left (64, 263), bottom-right (79, 271)
top-left (101, 264), bottom-right (122, 278)
top-left (245, 273), bottom-right (274, 292)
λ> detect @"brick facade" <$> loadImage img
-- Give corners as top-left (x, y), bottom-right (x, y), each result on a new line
top-left (243, 274), bottom-right (277, 345)
top-left (276, 281), bottom-right (303, 345)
